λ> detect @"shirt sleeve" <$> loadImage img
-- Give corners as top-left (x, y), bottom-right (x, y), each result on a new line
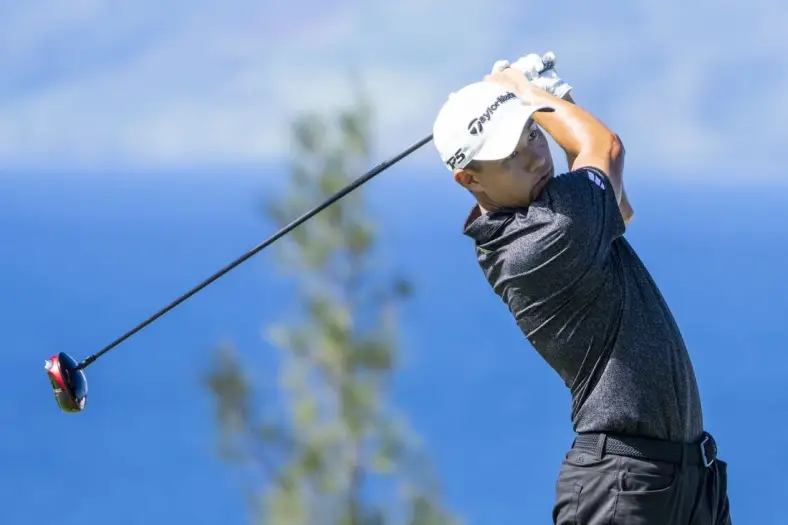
top-left (545, 166), bottom-right (626, 250)
top-left (493, 167), bottom-right (626, 301)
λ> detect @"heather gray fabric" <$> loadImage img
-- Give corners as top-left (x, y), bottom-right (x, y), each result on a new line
top-left (463, 167), bottom-right (703, 442)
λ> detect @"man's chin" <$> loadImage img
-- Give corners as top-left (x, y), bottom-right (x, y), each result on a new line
top-left (531, 168), bottom-right (554, 199)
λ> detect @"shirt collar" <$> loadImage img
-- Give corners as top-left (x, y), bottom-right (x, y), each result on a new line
top-left (462, 204), bottom-right (516, 245)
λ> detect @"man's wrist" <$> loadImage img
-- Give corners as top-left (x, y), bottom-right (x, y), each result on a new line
top-left (521, 84), bottom-right (577, 115)
top-left (515, 78), bottom-right (560, 106)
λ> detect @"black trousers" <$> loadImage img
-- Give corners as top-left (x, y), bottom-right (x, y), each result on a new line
top-left (553, 432), bottom-right (731, 524)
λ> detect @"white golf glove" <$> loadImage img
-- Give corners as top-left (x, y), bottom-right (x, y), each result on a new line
top-left (491, 52), bottom-right (572, 99)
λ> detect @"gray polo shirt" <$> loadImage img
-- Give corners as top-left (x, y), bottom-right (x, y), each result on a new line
top-left (463, 167), bottom-right (703, 442)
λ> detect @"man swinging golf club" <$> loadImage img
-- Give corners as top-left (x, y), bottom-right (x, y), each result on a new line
top-left (431, 54), bottom-right (732, 524)
top-left (39, 46), bottom-right (731, 524)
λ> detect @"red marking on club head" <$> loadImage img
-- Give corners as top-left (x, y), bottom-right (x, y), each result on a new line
top-left (45, 353), bottom-right (86, 413)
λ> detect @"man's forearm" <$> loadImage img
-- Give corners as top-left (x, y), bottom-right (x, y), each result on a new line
top-left (560, 93), bottom-right (578, 169)
top-left (618, 188), bottom-right (634, 225)
top-left (559, 92), bottom-right (633, 224)
top-left (520, 87), bottom-right (617, 165)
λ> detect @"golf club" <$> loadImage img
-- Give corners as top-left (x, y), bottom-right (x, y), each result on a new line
top-left (44, 54), bottom-right (556, 414)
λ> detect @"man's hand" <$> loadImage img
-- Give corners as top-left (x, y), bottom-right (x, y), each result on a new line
top-left (482, 67), bottom-right (544, 105)
top-left (490, 53), bottom-right (572, 99)
top-left (513, 53), bottom-right (573, 100)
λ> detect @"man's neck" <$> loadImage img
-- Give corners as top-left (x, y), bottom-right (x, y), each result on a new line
top-left (473, 193), bottom-right (499, 215)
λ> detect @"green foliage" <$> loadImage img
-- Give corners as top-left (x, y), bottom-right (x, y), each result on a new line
top-left (203, 85), bottom-right (457, 525)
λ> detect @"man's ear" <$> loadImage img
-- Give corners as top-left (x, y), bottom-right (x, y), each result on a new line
top-left (454, 167), bottom-right (483, 191)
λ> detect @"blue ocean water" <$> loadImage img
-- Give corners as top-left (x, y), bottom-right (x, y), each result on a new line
top-left (0, 170), bottom-right (785, 524)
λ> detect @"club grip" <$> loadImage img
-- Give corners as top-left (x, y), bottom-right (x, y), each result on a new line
top-left (540, 51), bottom-right (556, 71)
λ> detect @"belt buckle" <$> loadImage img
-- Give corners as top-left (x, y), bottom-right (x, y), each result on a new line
top-left (700, 434), bottom-right (715, 467)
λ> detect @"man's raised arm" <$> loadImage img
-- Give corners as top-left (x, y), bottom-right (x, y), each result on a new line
top-left (485, 67), bottom-right (622, 190)
top-left (562, 93), bottom-right (634, 224)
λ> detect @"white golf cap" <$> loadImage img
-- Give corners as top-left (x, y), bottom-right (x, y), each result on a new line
top-left (432, 81), bottom-right (554, 171)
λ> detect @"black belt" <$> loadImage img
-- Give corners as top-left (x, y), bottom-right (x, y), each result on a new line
top-left (572, 431), bottom-right (718, 467)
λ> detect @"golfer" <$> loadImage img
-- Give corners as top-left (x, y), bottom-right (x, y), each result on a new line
top-left (431, 55), bottom-right (732, 524)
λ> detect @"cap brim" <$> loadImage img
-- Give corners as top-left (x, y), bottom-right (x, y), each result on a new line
top-left (473, 104), bottom-right (553, 162)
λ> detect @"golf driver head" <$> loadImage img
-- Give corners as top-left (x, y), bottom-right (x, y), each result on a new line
top-left (45, 352), bottom-right (87, 413)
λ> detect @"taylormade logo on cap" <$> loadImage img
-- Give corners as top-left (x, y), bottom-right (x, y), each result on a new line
top-left (467, 91), bottom-right (517, 136)
top-left (433, 81), bottom-right (552, 172)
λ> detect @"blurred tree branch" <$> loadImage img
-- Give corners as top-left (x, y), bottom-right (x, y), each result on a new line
top-left (203, 78), bottom-right (458, 525)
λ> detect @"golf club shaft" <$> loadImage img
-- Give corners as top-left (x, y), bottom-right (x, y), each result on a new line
top-left (76, 134), bottom-right (434, 370)
top-left (76, 57), bottom-right (557, 371)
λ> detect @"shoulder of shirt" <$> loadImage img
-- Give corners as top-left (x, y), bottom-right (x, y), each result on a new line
top-left (473, 206), bottom-right (557, 259)
top-left (553, 166), bottom-right (608, 191)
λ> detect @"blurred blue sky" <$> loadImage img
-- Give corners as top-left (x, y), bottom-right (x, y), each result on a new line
top-left (2, 1), bottom-right (787, 524)
top-left (2, 0), bottom-right (787, 181)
